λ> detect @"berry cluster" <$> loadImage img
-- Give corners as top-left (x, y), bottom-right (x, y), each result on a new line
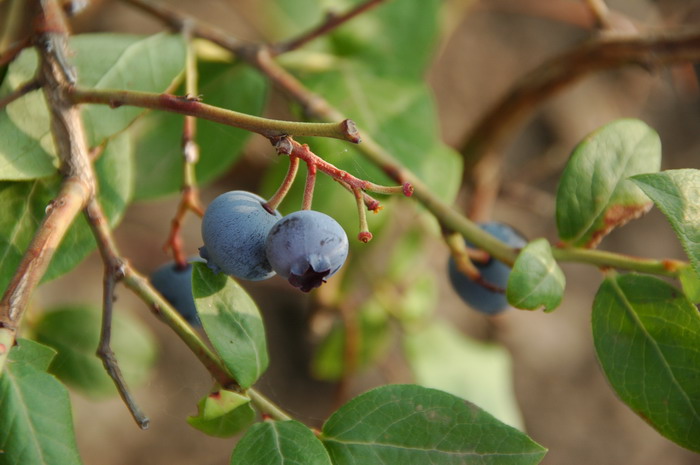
top-left (200, 190), bottom-right (349, 292)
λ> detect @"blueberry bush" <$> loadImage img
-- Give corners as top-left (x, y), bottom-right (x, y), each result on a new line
top-left (1, 1), bottom-right (699, 464)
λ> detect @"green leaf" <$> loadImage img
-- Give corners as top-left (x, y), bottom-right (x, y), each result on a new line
top-left (403, 321), bottom-right (524, 430)
top-left (321, 384), bottom-right (547, 464)
top-left (266, 0), bottom-right (441, 80)
top-left (131, 61), bottom-right (268, 200)
top-left (32, 306), bottom-right (157, 398)
top-left (0, 132), bottom-right (133, 295)
top-left (0, 33), bottom-right (185, 180)
top-left (0, 339), bottom-right (84, 465)
top-left (679, 266), bottom-right (700, 304)
top-left (312, 298), bottom-right (392, 381)
top-left (631, 169), bottom-right (700, 276)
top-left (230, 420), bottom-right (332, 465)
top-left (192, 262), bottom-right (268, 389)
top-left (507, 238), bottom-right (566, 312)
top-left (592, 273), bottom-right (700, 452)
top-left (187, 389), bottom-right (255, 438)
top-left (556, 119), bottom-right (661, 247)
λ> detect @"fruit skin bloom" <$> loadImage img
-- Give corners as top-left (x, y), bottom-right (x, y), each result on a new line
top-left (448, 222), bottom-right (527, 315)
top-left (265, 210), bottom-right (349, 292)
top-left (200, 191), bottom-right (282, 281)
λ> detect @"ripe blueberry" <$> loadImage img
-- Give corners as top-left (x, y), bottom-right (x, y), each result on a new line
top-left (448, 222), bottom-right (527, 315)
top-left (265, 210), bottom-right (349, 292)
top-left (200, 190), bottom-right (282, 281)
top-left (150, 260), bottom-right (201, 326)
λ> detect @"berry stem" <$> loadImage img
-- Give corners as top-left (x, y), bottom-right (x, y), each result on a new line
top-left (353, 187), bottom-right (373, 243)
top-left (302, 163), bottom-right (317, 210)
top-left (265, 155), bottom-right (300, 211)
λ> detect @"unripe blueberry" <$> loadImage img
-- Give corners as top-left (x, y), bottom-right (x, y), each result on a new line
top-left (149, 260), bottom-right (201, 326)
top-left (265, 210), bottom-right (349, 292)
top-left (200, 191), bottom-right (282, 281)
top-left (448, 222), bottom-right (527, 315)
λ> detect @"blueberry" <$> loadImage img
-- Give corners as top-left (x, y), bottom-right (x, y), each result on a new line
top-left (200, 191), bottom-right (282, 281)
top-left (149, 259), bottom-right (202, 326)
top-left (265, 210), bottom-right (349, 292)
top-left (448, 222), bottom-right (527, 315)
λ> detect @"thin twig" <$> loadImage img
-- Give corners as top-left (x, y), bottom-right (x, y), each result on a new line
top-left (96, 254), bottom-right (150, 429)
top-left (69, 87), bottom-right (360, 143)
top-left (0, 79), bottom-right (42, 110)
top-left (270, 0), bottom-right (387, 55)
top-left (265, 155), bottom-right (300, 211)
top-left (302, 163), bottom-right (316, 210)
top-left (460, 26), bottom-right (700, 165)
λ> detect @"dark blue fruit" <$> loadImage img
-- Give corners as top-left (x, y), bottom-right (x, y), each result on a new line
top-left (200, 191), bottom-right (282, 281)
top-left (265, 210), bottom-right (349, 292)
top-left (150, 260), bottom-right (201, 326)
top-left (448, 222), bottom-right (527, 315)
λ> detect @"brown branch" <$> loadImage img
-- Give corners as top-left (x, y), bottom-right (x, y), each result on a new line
top-left (270, 0), bottom-right (387, 55)
top-left (0, 0), bottom-right (94, 374)
top-left (460, 26), bottom-right (700, 165)
top-left (0, 79), bottom-right (41, 109)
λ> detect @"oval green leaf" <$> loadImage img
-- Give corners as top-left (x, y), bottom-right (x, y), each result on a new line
top-left (556, 119), bottom-right (661, 248)
top-left (130, 61), bottom-right (268, 200)
top-left (0, 132), bottom-right (133, 295)
top-left (187, 389), bottom-right (255, 438)
top-left (0, 339), bottom-right (84, 465)
top-left (230, 420), bottom-right (332, 465)
top-left (592, 273), bottom-right (700, 452)
top-left (32, 306), bottom-right (157, 398)
top-left (403, 321), bottom-right (524, 430)
top-left (679, 266), bottom-right (700, 304)
top-left (192, 262), bottom-right (268, 389)
top-left (321, 384), bottom-right (547, 464)
top-left (507, 238), bottom-right (565, 312)
top-left (631, 169), bottom-right (700, 276)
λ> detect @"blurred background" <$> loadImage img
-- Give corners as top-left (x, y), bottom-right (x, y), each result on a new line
top-left (25, 0), bottom-right (700, 464)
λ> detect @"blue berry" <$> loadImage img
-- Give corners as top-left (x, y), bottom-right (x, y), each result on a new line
top-left (200, 191), bottom-right (282, 281)
top-left (448, 222), bottom-right (527, 315)
top-left (150, 260), bottom-right (201, 326)
top-left (265, 210), bottom-right (349, 292)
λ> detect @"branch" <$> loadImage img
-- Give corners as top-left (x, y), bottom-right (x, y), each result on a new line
top-left (0, 79), bottom-right (41, 109)
top-left (270, 0), bottom-right (388, 55)
top-left (69, 87), bottom-right (360, 143)
top-left (460, 26), bottom-right (700, 164)
top-left (0, 0), bottom-right (94, 374)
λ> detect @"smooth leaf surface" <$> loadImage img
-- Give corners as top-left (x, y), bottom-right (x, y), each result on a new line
top-left (0, 132), bottom-right (133, 295)
top-left (592, 273), bottom-right (700, 452)
top-left (33, 306), bottom-right (157, 398)
top-left (679, 266), bottom-right (700, 304)
top-left (0, 339), bottom-right (83, 465)
top-left (556, 119), bottom-right (661, 247)
top-left (230, 420), bottom-right (332, 465)
top-left (507, 238), bottom-right (565, 312)
top-left (266, 0), bottom-right (441, 80)
top-left (131, 61), bottom-right (267, 199)
top-left (631, 169), bottom-right (700, 276)
top-left (187, 389), bottom-right (255, 438)
top-left (403, 321), bottom-right (524, 430)
top-left (321, 384), bottom-right (547, 464)
top-left (192, 262), bottom-right (268, 389)
top-left (0, 33), bottom-right (184, 180)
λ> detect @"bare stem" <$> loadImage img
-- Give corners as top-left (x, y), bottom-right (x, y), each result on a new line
top-left (302, 164), bottom-right (317, 210)
top-left (265, 155), bottom-right (300, 211)
top-left (0, 79), bottom-right (41, 109)
top-left (96, 258), bottom-right (150, 429)
top-left (353, 187), bottom-right (372, 243)
top-left (69, 87), bottom-right (360, 143)
top-left (270, 0), bottom-right (388, 55)
top-left (247, 388), bottom-right (292, 422)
